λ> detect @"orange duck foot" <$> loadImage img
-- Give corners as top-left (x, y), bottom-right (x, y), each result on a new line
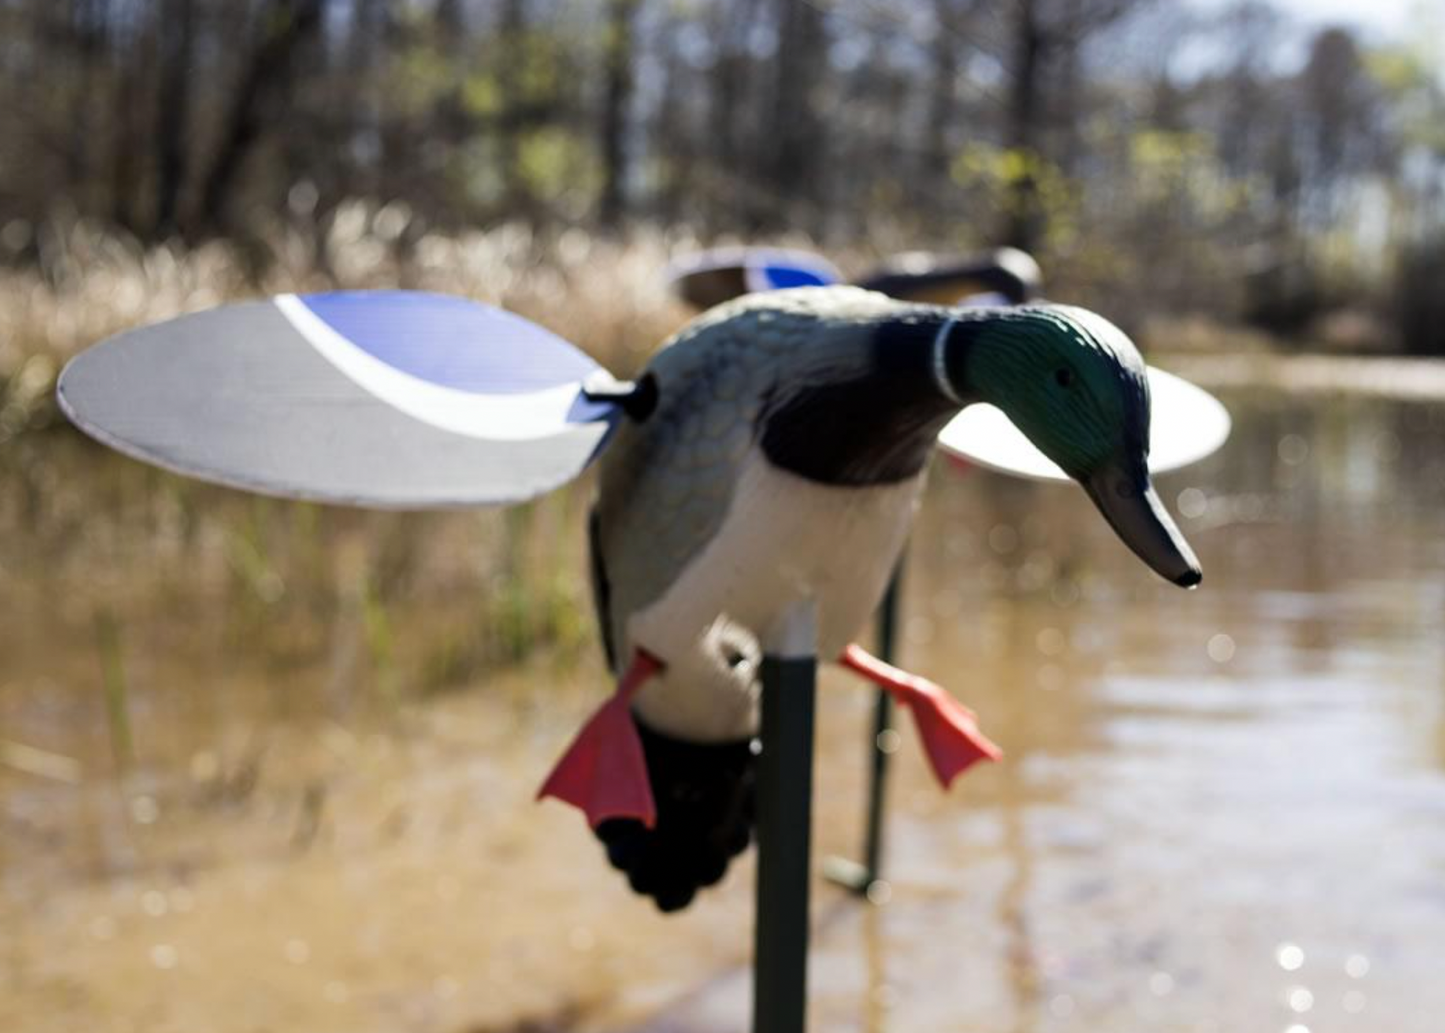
top-left (839, 643), bottom-right (1002, 788)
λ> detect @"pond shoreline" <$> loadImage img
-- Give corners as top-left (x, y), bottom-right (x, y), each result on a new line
top-left (1160, 351), bottom-right (1445, 400)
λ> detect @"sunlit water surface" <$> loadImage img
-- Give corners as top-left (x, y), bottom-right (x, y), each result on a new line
top-left (3, 384), bottom-right (1444, 1033)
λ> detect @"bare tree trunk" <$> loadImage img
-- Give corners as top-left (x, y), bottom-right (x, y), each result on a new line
top-left (196, 0), bottom-right (323, 236)
top-left (1003, 0), bottom-right (1044, 252)
top-left (763, 0), bottom-right (828, 231)
top-left (341, 0), bottom-right (387, 201)
top-left (64, 0), bottom-right (109, 204)
top-left (496, 0), bottom-right (530, 217)
top-left (435, 0), bottom-right (463, 37)
top-left (597, 0), bottom-right (639, 230)
top-left (705, 0), bottom-right (754, 231)
top-left (1054, 22), bottom-right (1082, 176)
top-left (108, 10), bottom-right (146, 233)
top-left (926, 0), bottom-right (963, 183)
top-left (153, 0), bottom-right (194, 237)
top-left (649, 18), bottom-right (691, 225)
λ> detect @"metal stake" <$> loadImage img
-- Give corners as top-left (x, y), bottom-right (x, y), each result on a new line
top-left (824, 559), bottom-right (904, 896)
top-left (753, 602), bottom-right (818, 1033)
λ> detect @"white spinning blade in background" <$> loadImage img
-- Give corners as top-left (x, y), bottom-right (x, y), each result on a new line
top-left (937, 367), bottom-right (1232, 481)
top-left (57, 291), bottom-right (621, 508)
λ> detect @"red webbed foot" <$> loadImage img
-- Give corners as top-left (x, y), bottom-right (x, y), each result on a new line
top-left (537, 650), bottom-right (664, 828)
top-left (839, 643), bottom-right (1002, 788)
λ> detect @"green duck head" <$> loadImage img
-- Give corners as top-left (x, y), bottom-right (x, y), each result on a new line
top-left (946, 304), bottom-right (1202, 588)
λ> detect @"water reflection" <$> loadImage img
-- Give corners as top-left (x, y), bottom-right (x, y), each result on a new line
top-left (3, 388), bottom-right (1445, 1032)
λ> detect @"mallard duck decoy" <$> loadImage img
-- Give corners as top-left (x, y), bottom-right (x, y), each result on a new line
top-left (662, 244), bottom-right (1228, 899)
top-left (659, 245), bottom-right (1046, 898)
top-left (537, 286), bottom-right (1200, 910)
top-left (57, 285), bottom-right (1203, 913)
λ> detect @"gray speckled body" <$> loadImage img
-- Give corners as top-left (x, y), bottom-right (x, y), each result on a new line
top-left (590, 287), bottom-right (936, 741)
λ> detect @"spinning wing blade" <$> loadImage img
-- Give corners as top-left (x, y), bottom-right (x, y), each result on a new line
top-left (665, 247), bottom-right (842, 309)
top-left (57, 291), bottom-right (619, 508)
top-left (937, 367), bottom-right (1231, 482)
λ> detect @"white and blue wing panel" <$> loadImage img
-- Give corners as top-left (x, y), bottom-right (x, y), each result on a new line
top-left (58, 291), bottom-right (620, 508)
top-left (275, 291), bottom-right (614, 440)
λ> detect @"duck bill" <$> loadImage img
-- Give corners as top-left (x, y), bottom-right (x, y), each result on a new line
top-left (1081, 460), bottom-right (1202, 588)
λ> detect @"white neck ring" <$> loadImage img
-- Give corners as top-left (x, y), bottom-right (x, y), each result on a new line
top-left (932, 316), bottom-right (965, 406)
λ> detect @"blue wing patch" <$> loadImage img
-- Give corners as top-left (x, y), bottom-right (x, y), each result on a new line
top-left (757, 263), bottom-right (838, 290)
top-left (298, 291), bottom-right (601, 396)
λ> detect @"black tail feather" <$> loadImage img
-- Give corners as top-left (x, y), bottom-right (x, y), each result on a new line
top-left (594, 717), bottom-right (755, 913)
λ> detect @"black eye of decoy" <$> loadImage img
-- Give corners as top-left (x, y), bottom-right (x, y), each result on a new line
top-left (1054, 368), bottom-right (1074, 388)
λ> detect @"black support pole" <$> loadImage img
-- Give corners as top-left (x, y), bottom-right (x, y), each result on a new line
top-left (825, 558), bottom-right (904, 897)
top-left (862, 563), bottom-right (903, 881)
top-left (753, 608), bottom-right (817, 1033)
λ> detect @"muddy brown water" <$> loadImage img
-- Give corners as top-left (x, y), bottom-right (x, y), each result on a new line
top-left (3, 382), bottom-right (1445, 1033)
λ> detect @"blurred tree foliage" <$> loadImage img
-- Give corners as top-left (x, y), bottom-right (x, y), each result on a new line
top-left (0, 0), bottom-right (1442, 349)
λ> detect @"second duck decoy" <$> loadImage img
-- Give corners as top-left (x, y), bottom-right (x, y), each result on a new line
top-left (665, 244), bottom-right (1043, 311)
